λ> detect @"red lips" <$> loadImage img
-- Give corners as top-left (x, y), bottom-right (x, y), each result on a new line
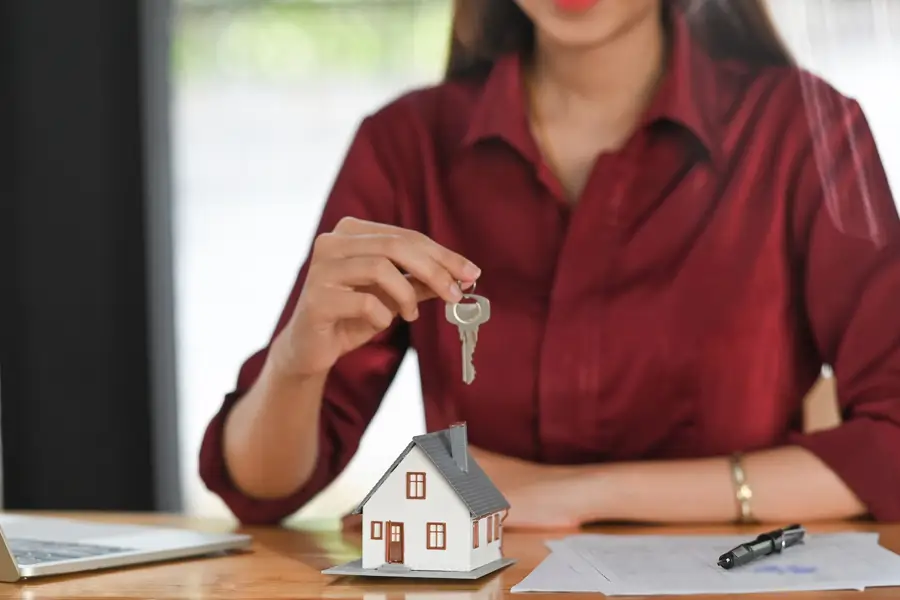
top-left (552, 0), bottom-right (599, 12)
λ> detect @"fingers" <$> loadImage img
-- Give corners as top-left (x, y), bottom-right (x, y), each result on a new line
top-left (304, 288), bottom-right (394, 331)
top-left (316, 218), bottom-right (481, 303)
top-left (320, 232), bottom-right (474, 304)
top-left (315, 256), bottom-right (420, 321)
top-left (350, 220), bottom-right (481, 282)
top-left (406, 274), bottom-right (442, 302)
top-left (365, 275), bottom-right (439, 309)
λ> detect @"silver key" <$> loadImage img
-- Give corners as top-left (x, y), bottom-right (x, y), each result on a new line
top-left (445, 292), bottom-right (491, 384)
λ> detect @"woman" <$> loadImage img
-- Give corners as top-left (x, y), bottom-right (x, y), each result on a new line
top-left (200, 0), bottom-right (900, 528)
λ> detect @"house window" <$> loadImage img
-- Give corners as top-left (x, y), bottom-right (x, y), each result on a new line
top-left (494, 513), bottom-right (500, 540)
top-left (473, 520), bottom-right (479, 548)
top-left (406, 472), bottom-right (426, 499)
top-left (371, 521), bottom-right (383, 540)
top-left (390, 523), bottom-right (403, 543)
top-left (487, 515), bottom-right (494, 543)
top-left (427, 522), bottom-right (446, 550)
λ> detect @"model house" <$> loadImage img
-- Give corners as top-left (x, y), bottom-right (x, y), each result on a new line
top-left (350, 422), bottom-right (511, 573)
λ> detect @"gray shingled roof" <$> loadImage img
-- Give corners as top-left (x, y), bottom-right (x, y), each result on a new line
top-left (350, 427), bottom-right (510, 519)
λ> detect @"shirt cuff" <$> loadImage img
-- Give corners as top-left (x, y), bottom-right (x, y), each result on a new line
top-left (789, 417), bottom-right (900, 521)
top-left (198, 391), bottom-right (335, 526)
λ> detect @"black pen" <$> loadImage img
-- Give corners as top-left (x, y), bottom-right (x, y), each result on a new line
top-left (717, 524), bottom-right (806, 569)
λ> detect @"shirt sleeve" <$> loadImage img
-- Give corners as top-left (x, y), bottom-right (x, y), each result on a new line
top-left (198, 115), bottom-right (411, 525)
top-left (786, 83), bottom-right (900, 521)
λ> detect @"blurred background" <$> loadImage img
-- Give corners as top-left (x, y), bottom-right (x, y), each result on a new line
top-left (1, 0), bottom-right (898, 526)
top-left (172, 0), bottom-right (452, 524)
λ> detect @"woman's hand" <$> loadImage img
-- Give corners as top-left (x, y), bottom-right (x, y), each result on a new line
top-left (468, 446), bottom-right (587, 530)
top-left (270, 217), bottom-right (481, 378)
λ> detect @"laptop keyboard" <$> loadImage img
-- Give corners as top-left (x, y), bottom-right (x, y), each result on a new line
top-left (8, 537), bottom-right (133, 566)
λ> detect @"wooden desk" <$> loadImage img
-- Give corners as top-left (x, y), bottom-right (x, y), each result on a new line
top-left (0, 513), bottom-right (898, 599)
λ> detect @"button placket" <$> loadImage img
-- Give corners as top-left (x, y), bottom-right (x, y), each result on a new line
top-left (535, 166), bottom-right (623, 461)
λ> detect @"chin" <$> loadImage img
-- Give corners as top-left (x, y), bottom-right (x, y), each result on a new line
top-left (515, 0), bottom-right (660, 48)
top-left (537, 21), bottom-right (624, 49)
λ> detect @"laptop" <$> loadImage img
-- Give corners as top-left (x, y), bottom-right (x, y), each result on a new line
top-left (0, 513), bottom-right (251, 581)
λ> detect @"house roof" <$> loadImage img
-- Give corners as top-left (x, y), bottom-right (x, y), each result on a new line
top-left (350, 427), bottom-right (510, 519)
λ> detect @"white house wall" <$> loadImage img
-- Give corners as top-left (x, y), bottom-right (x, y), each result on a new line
top-left (470, 513), bottom-right (503, 569)
top-left (362, 446), bottom-right (471, 571)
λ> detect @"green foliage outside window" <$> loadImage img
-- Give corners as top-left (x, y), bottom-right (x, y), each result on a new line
top-left (173, 0), bottom-right (453, 80)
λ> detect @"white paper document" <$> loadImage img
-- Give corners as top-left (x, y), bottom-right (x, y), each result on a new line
top-left (512, 532), bottom-right (900, 595)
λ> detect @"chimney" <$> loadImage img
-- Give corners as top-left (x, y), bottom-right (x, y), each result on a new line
top-left (448, 422), bottom-right (468, 472)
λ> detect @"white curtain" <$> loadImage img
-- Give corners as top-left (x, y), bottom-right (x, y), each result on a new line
top-left (768, 0), bottom-right (900, 205)
top-left (765, 1), bottom-right (899, 378)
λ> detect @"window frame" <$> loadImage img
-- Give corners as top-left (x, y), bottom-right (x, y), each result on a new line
top-left (426, 522), bottom-right (447, 550)
top-left (406, 471), bottom-right (426, 499)
top-left (473, 519), bottom-right (479, 548)
top-left (371, 520), bottom-right (383, 540)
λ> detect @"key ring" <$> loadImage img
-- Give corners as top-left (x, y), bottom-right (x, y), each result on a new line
top-left (453, 280), bottom-right (481, 325)
top-left (458, 280), bottom-right (476, 294)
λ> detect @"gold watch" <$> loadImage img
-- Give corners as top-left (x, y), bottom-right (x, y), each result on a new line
top-left (729, 453), bottom-right (755, 523)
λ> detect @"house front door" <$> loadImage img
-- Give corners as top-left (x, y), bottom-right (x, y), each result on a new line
top-left (385, 521), bottom-right (404, 564)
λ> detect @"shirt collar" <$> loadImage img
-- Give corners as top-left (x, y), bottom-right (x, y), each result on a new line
top-left (643, 6), bottom-right (723, 165)
top-left (459, 7), bottom-right (724, 167)
top-left (459, 52), bottom-right (534, 160)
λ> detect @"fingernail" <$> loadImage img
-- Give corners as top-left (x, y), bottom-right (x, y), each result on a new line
top-left (449, 283), bottom-right (463, 301)
top-left (464, 263), bottom-right (482, 279)
top-left (411, 307), bottom-right (419, 320)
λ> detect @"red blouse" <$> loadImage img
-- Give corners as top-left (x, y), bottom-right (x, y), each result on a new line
top-left (199, 12), bottom-right (900, 524)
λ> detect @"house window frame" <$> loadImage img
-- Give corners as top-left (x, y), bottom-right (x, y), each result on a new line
top-left (371, 520), bottom-right (383, 540)
top-left (487, 515), bottom-right (494, 543)
top-left (426, 522), bottom-right (446, 550)
top-left (473, 519), bottom-right (479, 548)
top-left (390, 522), bottom-right (403, 543)
top-left (406, 471), bottom-right (426, 499)
top-left (494, 513), bottom-right (500, 540)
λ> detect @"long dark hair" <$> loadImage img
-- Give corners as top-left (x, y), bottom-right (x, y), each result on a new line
top-left (446, 0), bottom-right (794, 80)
